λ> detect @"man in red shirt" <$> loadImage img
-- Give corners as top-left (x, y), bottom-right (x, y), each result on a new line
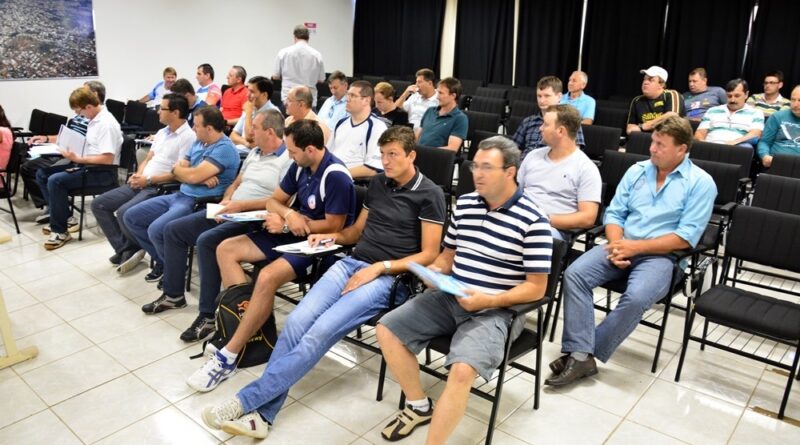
top-left (221, 65), bottom-right (249, 128)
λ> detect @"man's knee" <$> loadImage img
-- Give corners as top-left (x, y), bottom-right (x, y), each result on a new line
top-left (447, 363), bottom-right (477, 386)
top-left (376, 324), bottom-right (397, 346)
top-left (216, 236), bottom-right (241, 261)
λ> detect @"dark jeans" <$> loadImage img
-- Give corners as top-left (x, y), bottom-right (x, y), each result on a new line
top-left (21, 156), bottom-right (58, 208)
top-left (35, 164), bottom-right (117, 234)
top-left (122, 192), bottom-right (196, 265)
top-left (161, 210), bottom-right (256, 313)
top-left (91, 184), bottom-right (159, 255)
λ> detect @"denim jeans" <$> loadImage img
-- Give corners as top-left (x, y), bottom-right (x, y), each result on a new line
top-left (161, 210), bottom-right (254, 307)
top-left (35, 165), bottom-right (117, 234)
top-left (122, 192), bottom-right (197, 265)
top-left (560, 244), bottom-right (674, 362)
top-left (91, 185), bottom-right (158, 255)
top-left (236, 256), bottom-right (407, 423)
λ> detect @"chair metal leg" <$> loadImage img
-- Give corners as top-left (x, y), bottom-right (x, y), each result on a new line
top-left (651, 301), bottom-right (671, 373)
top-left (425, 347), bottom-right (431, 365)
top-left (78, 194), bottom-right (85, 240)
top-left (5, 194), bottom-right (20, 234)
top-left (398, 391), bottom-right (406, 410)
top-left (185, 245), bottom-right (194, 292)
top-left (674, 304), bottom-right (696, 382)
top-left (376, 356), bottom-right (387, 401)
top-left (485, 364), bottom-right (506, 445)
top-left (548, 280), bottom-right (565, 342)
top-left (700, 319), bottom-right (709, 351)
top-left (779, 342), bottom-right (800, 419)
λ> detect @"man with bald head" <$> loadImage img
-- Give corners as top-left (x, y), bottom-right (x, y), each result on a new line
top-left (283, 85), bottom-right (330, 142)
top-left (560, 70), bottom-right (596, 125)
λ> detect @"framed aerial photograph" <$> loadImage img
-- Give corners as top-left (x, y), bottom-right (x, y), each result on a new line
top-left (0, 0), bottom-right (98, 80)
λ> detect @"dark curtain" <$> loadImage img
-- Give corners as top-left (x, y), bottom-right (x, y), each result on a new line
top-left (743, 0), bottom-right (800, 97)
top-left (454, 0), bottom-right (515, 84)
top-left (662, 0), bottom-right (754, 93)
top-left (353, 0), bottom-right (446, 78)
top-left (582, 0), bottom-right (669, 99)
top-left (514, 0), bottom-right (583, 88)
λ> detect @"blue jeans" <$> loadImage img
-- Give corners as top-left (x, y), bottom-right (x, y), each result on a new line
top-left (236, 256), bottom-right (407, 423)
top-left (161, 210), bottom-right (255, 307)
top-left (91, 185), bottom-right (158, 254)
top-left (560, 245), bottom-right (674, 362)
top-left (35, 165), bottom-right (117, 234)
top-left (122, 192), bottom-right (197, 265)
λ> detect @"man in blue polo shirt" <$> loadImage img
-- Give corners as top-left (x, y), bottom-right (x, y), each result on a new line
top-left (560, 70), bottom-right (596, 125)
top-left (123, 106), bottom-right (240, 283)
top-left (186, 118), bottom-right (356, 392)
top-left (547, 115), bottom-right (716, 387)
top-left (417, 77), bottom-right (468, 152)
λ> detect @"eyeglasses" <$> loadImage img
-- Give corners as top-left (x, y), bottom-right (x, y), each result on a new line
top-left (346, 93), bottom-right (367, 99)
top-left (467, 162), bottom-right (509, 173)
top-left (764, 81), bottom-right (781, 85)
top-left (159, 107), bottom-right (172, 112)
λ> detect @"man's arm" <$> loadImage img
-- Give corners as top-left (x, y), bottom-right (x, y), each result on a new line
top-left (581, 118), bottom-right (594, 125)
top-left (694, 128), bottom-right (709, 141)
top-left (230, 131), bottom-right (251, 148)
top-left (549, 201), bottom-right (600, 230)
top-left (757, 114), bottom-right (779, 166)
top-left (349, 165), bottom-right (379, 179)
top-left (460, 273), bottom-right (549, 312)
top-left (62, 151), bottom-right (114, 165)
top-left (172, 160), bottom-right (221, 184)
top-left (395, 86), bottom-right (417, 109)
top-left (726, 128), bottom-right (762, 146)
top-left (640, 111), bottom-right (679, 132)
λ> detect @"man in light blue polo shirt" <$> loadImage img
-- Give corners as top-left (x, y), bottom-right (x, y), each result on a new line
top-left (560, 70), bottom-right (596, 125)
top-left (695, 78), bottom-right (764, 148)
top-left (316, 70), bottom-right (350, 129)
top-left (231, 76), bottom-right (278, 152)
top-left (547, 115), bottom-right (716, 387)
top-left (417, 77), bottom-right (468, 152)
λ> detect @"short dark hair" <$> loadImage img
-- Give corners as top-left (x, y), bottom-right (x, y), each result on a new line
top-left (378, 126), bottom-right (416, 155)
top-left (169, 78), bottom-right (195, 96)
top-left (327, 71), bottom-right (347, 84)
top-left (537, 76), bottom-right (563, 93)
top-left (256, 109), bottom-right (286, 138)
top-left (293, 25), bottom-right (310, 40)
top-left (248, 76), bottom-right (274, 98)
top-left (438, 77), bottom-right (462, 100)
top-left (163, 93), bottom-right (189, 119)
top-left (416, 68), bottom-right (435, 83)
top-left (478, 136), bottom-right (520, 169)
top-left (285, 119), bottom-right (325, 150)
top-left (545, 104), bottom-right (581, 140)
top-left (689, 67), bottom-right (707, 79)
top-left (765, 70), bottom-right (784, 82)
top-left (725, 78), bottom-right (749, 94)
top-left (195, 106), bottom-right (225, 132)
top-left (653, 115), bottom-right (693, 152)
top-left (232, 65), bottom-right (247, 83)
top-left (198, 63), bottom-right (215, 80)
top-left (351, 80), bottom-right (374, 99)
top-left (83, 80), bottom-right (106, 103)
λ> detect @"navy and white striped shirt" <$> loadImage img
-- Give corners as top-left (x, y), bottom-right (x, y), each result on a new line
top-left (444, 190), bottom-right (553, 294)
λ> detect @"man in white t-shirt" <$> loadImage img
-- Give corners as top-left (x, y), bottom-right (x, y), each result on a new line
top-left (327, 80), bottom-right (387, 179)
top-left (272, 25), bottom-right (326, 107)
top-left (517, 104), bottom-right (601, 240)
top-left (92, 93), bottom-right (196, 268)
top-left (395, 68), bottom-right (439, 129)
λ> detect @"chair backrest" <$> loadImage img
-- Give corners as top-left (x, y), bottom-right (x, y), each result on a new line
top-left (362, 75), bottom-right (384, 85)
top-left (28, 108), bottom-right (47, 134)
top-left (545, 238), bottom-right (569, 300)
top-left (221, 84), bottom-right (231, 96)
top-left (459, 79), bottom-right (483, 97)
top-left (726, 205), bottom-right (800, 273)
top-left (464, 110), bottom-right (501, 142)
top-left (414, 145), bottom-right (456, 193)
top-left (105, 99), bottom-right (126, 123)
top-left (474, 86), bottom-right (507, 100)
top-left (751, 174), bottom-right (800, 215)
top-left (124, 100), bottom-right (148, 126)
top-left (691, 158), bottom-right (741, 207)
top-left (42, 112), bottom-right (68, 135)
top-left (119, 136), bottom-right (138, 172)
top-left (768, 154), bottom-right (800, 179)
top-left (599, 150), bottom-right (648, 205)
top-left (507, 89), bottom-right (537, 105)
top-left (388, 80), bottom-right (411, 97)
top-left (141, 109), bottom-right (164, 132)
top-left (509, 100), bottom-right (538, 118)
top-left (505, 115), bottom-right (524, 136)
top-left (593, 107), bottom-right (628, 131)
top-left (596, 99), bottom-right (630, 110)
top-left (468, 130), bottom-right (502, 161)
top-left (469, 96), bottom-right (506, 116)
top-left (582, 124), bottom-right (622, 161)
top-left (354, 184), bottom-right (368, 219)
top-left (625, 131), bottom-right (652, 155)
top-left (690, 141), bottom-right (752, 180)
top-left (455, 161), bottom-right (475, 197)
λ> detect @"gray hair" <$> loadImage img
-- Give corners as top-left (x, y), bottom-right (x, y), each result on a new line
top-left (291, 86), bottom-right (313, 109)
top-left (477, 136), bottom-right (520, 169)
top-left (574, 70), bottom-right (588, 84)
top-left (83, 80), bottom-right (106, 103)
top-left (256, 109), bottom-right (285, 138)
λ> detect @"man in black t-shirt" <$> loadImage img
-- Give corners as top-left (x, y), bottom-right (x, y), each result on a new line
top-left (627, 65), bottom-right (686, 135)
top-left (200, 125), bottom-right (447, 439)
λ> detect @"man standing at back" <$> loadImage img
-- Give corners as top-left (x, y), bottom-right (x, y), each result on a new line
top-left (273, 25), bottom-right (326, 108)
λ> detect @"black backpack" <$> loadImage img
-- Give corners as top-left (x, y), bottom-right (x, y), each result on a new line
top-left (199, 283), bottom-right (278, 369)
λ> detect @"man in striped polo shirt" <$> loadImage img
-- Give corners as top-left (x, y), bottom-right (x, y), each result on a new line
top-left (695, 79), bottom-right (764, 148)
top-left (376, 136), bottom-right (553, 443)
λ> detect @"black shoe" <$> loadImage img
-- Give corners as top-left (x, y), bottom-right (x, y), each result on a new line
top-left (180, 314), bottom-right (216, 342)
top-left (549, 354), bottom-right (571, 375)
top-left (157, 279), bottom-right (163, 290)
top-left (544, 356), bottom-right (598, 387)
top-left (142, 293), bottom-right (187, 314)
top-left (109, 252), bottom-right (124, 266)
top-left (144, 265), bottom-right (163, 283)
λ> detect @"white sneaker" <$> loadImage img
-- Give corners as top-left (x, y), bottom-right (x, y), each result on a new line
top-left (116, 249), bottom-right (146, 274)
top-left (221, 412), bottom-right (270, 439)
top-left (43, 232), bottom-right (72, 250)
top-left (201, 397), bottom-right (243, 430)
top-left (186, 344), bottom-right (237, 392)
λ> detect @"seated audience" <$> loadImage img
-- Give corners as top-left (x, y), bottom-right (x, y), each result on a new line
top-left (626, 66), bottom-right (685, 135)
top-left (123, 106), bottom-right (240, 283)
top-left (230, 76), bottom-right (278, 152)
top-left (373, 82), bottom-right (409, 126)
top-left (141, 110), bottom-right (291, 342)
top-left (92, 94), bottom-right (196, 272)
top-left (683, 67), bottom-right (727, 120)
top-left (221, 65), bottom-right (249, 128)
top-left (376, 136), bottom-right (553, 443)
top-left (284, 85), bottom-right (331, 142)
top-left (518, 105), bottom-right (601, 240)
top-left (695, 79), bottom-right (764, 148)
top-left (513, 76), bottom-right (585, 158)
top-left (395, 68), bottom-right (439, 129)
top-left (186, 119), bottom-right (355, 392)
top-left (37, 86), bottom-right (122, 250)
top-left (140, 67), bottom-right (177, 106)
top-left (758, 84), bottom-right (800, 168)
top-left (747, 70), bottom-right (791, 117)
top-left (196, 63), bottom-right (222, 107)
top-left (327, 80), bottom-right (387, 178)
top-left (169, 78), bottom-right (206, 128)
top-left (560, 70), bottom-right (596, 125)
top-left (272, 24), bottom-right (326, 107)
top-left (547, 115), bottom-right (715, 387)
top-left (316, 71), bottom-right (349, 129)
top-left (200, 126), bottom-right (445, 439)
top-left (416, 77), bottom-right (468, 152)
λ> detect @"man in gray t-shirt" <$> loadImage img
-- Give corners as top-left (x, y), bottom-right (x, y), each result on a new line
top-left (517, 105), bottom-right (601, 240)
top-left (683, 68), bottom-right (727, 120)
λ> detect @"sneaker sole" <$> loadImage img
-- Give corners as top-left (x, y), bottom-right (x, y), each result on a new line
top-left (221, 420), bottom-right (268, 439)
top-left (44, 237), bottom-right (72, 251)
top-left (142, 302), bottom-right (187, 315)
top-left (201, 407), bottom-right (224, 430)
top-left (180, 329), bottom-right (215, 343)
top-left (117, 251), bottom-right (146, 274)
top-left (381, 417), bottom-right (432, 442)
top-left (187, 369), bottom-right (235, 393)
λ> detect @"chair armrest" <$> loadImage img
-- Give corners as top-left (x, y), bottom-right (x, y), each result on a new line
top-left (716, 202), bottom-right (737, 216)
top-left (157, 182), bottom-right (181, 194)
top-left (507, 296), bottom-right (552, 316)
top-left (194, 195), bottom-right (224, 205)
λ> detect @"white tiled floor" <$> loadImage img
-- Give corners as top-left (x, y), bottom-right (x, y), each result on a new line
top-left (1, 197), bottom-right (799, 444)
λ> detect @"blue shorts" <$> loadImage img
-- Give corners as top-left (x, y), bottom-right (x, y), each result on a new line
top-left (246, 230), bottom-right (316, 278)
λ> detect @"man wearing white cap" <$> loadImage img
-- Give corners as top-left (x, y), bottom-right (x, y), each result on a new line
top-left (626, 66), bottom-right (685, 135)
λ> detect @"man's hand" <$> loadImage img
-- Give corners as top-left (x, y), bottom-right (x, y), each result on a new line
top-left (308, 233), bottom-right (337, 247)
top-left (403, 84), bottom-right (419, 97)
top-left (213, 200), bottom-right (245, 222)
top-left (59, 149), bottom-right (79, 162)
top-left (762, 155), bottom-right (773, 168)
top-left (203, 176), bottom-right (219, 188)
top-left (264, 213), bottom-right (284, 233)
top-left (342, 263), bottom-right (382, 295)
top-left (285, 211), bottom-right (310, 237)
top-left (128, 174), bottom-right (146, 190)
top-left (457, 289), bottom-right (492, 312)
top-left (29, 135), bottom-right (48, 144)
top-left (605, 239), bottom-right (640, 269)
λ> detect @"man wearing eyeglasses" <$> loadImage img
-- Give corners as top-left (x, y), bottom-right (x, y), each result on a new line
top-left (327, 80), bottom-right (387, 179)
top-left (747, 70), bottom-right (791, 117)
top-left (316, 71), bottom-right (350, 129)
top-left (416, 77), bottom-right (468, 152)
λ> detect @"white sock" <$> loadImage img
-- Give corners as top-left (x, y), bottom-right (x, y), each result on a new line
top-left (220, 347), bottom-right (238, 364)
top-left (571, 352), bottom-right (589, 361)
top-left (407, 397), bottom-right (430, 412)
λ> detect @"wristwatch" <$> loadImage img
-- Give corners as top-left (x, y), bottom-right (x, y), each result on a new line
top-left (145, 176), bottom-right (152, 187)
top-left (281, 223), bottom-right (290, 234)
top-left (382, 260), bottom-right (392, 274)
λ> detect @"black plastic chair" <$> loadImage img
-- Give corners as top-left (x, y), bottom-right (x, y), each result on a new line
top-left (459, 79), bottom-right (483, 97)
top-left (122, 101), bottom-right (148, 133)
top-left (464, 111), bottom-right (501, 145)
top-left (507, 89), bottom-right (537, 106)
top-left (625, 131), bottom-right (652, 156)
top-left (42, 113), bottom-right (68, 135)
top-left (468, 96), bottom-right (506, 117)
top-left (505, 116), bottom-right (525, 136)
top-left (0, 142), bottom-right (24, 233)
top-left (509, 100), bottom-right (539, 118)
top-left (362, 75), bottom-right (385, 85)
top-left (474, 86), bottom-right (507, 100)
top-left (768, 153), bottom-right (800, 179)
top-left (105, 99), bottom-right (126, 124)
top-left (467, 131), bottom-right (503, 161)
top-left (388, 80), bottom-right (411, 97)
top-left (594, 107), bottom-right (628, 132)
top-left (689, 141), bottom-right (753, 183)
top-left (414, 145), bottom-right (456, 199)
top-left (582, 124), bottom-right (622, 162)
